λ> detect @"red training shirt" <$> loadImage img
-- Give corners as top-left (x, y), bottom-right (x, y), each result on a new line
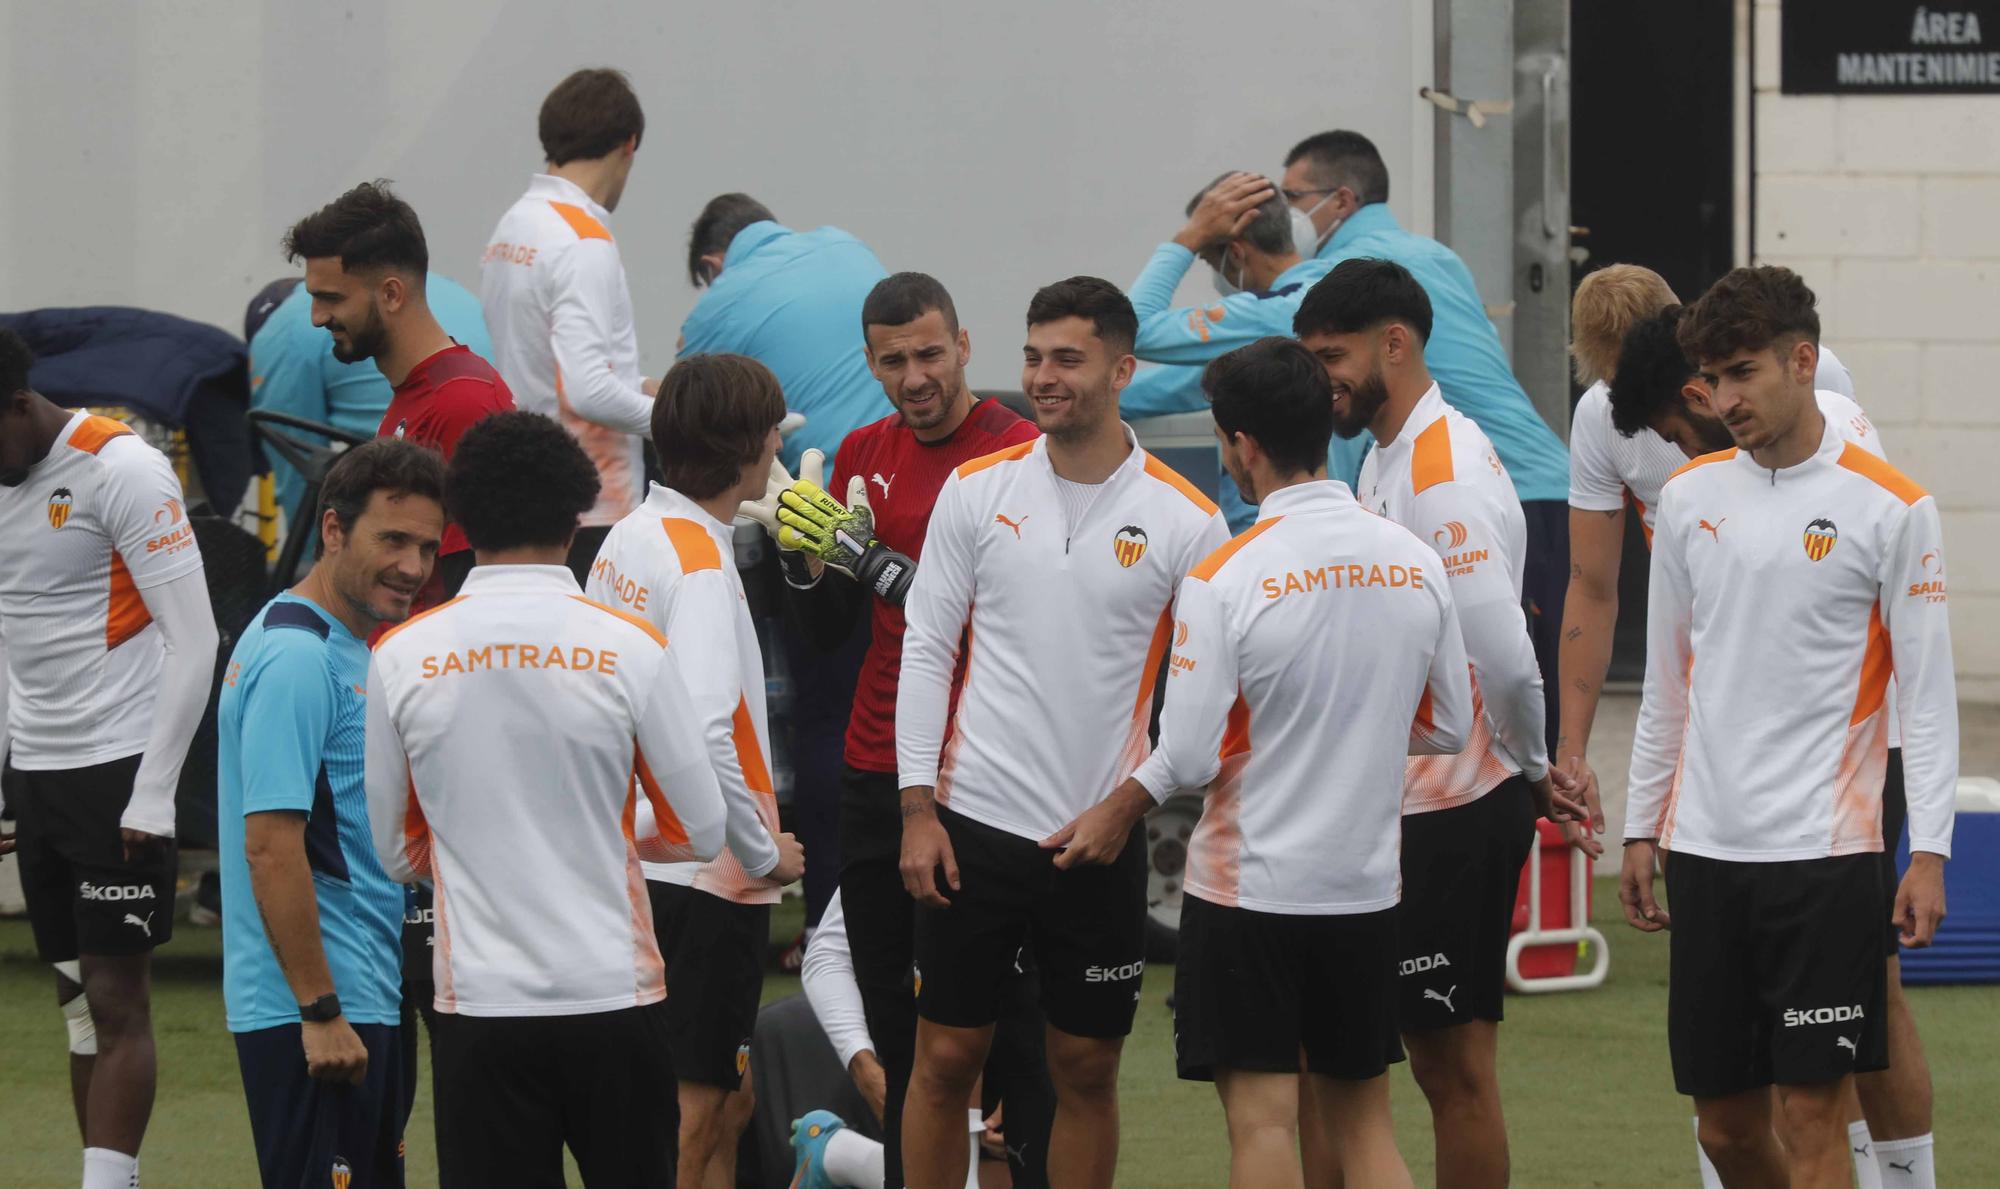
top-left (831, 398), bottom-right (1037, 773)
top-left (377, 343), bottom-right (515, 557)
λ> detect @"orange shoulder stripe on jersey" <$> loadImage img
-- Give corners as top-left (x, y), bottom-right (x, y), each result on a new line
top-left (1189, 516), bottom-right (1281, 582)
top-left (1835, 442), bottom-right (1927, 506)
top-left (569, 594), bottom-right (668, 646)
top-left (1669, 448), bottom-right (1737, 482)
top-left (67, 415), bottom-right (134, 455)
top-left (549, 201), bottom-right (612, 242)
top-left (661, 518), bottom-right (724, 573)
top-left (955, 439), bottom-right (1036, 480)
top-left (106, 550), bottom-right (152, 649)
top-left (374, 595), bottom-right (467, 648)
top-left (1143, 454), bottom-right (1220, 515)
top-left (1410, 418), bottom-right (1455, 495)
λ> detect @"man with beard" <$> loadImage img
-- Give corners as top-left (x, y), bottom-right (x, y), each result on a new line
top-left (895, 277), bottom-right (1227, 1189)
top-left (771, 272), bottom-right (1037, 1189)
top-left (1295, 259), bottom-right (1572, 1189)
top-left (283, 181), bottom-right (515, 606)
top-left (217, 440), bottom-right (445, 1189)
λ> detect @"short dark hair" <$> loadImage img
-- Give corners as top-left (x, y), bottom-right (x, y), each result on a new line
top-left (282, 180), bottom-right (429, 281)
top-left (446, 412), bottom-right (600, 552)
top-left (1, 327), bottom-right (34, 395)
top-left (539, 68), bottom-right (644, 165)
top-left (862, 272), bottom-right (960, 337)
top-left (1187, 173), bottom-right (1294, 256)
top-left (687, 193), bottom-right (777, 287)
top-left (655, 354), bottom-right (788, 499)
top-left (1203, 337), bottom-right (1333, 476)
top-left (1283, 130), bottom-right (1390, 205)
top-left (1293, 257), bottom-right (1433, 344)
top-left (315, 439), bottom-right (447, 557)
top-left (1677, 265), bottom-right (1821, 366)
top-left (1608, 307), bottom-right (1697, 438)
top-left (1025, 276), bottom-right (1138, 355)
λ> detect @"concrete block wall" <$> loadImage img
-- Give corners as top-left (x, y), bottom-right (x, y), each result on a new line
top-left (1752, 0), bottom-right (2000, 702)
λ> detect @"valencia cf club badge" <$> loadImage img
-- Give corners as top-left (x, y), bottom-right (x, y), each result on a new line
top-left (331, 1156), bottom-right (352, 1189)
top-left (1113, 524), bottom-right (1148, 568)
top-left (1803, 517), bottom-right (1838, 562)
top-left (47, 486), bottom-right (73, 529)
top-left (735, 1042), bottom-right (751, 1077)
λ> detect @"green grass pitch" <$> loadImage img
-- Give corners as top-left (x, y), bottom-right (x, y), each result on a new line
top-left (3, 881), bottom-right (1995, 1186)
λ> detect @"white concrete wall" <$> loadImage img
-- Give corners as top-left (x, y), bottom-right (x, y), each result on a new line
top-left (1752, 0), bottom-right (2000, 702)
top-left (0, 0), bottom-right (1433, 394)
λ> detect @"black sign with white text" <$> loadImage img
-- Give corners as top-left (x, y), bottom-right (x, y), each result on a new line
top-left (1783, 2), bottom-right (2000, 93)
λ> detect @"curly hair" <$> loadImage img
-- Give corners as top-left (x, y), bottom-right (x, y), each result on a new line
top-left (282, 180), bottom-right (428, 280)
top-left (1606, 307), bottom-right (1697, 438)
top-left (446, 412), bottom-right (600, 552)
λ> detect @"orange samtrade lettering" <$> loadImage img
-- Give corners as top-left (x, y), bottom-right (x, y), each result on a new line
top-left (591, 557), bottom-right (648, 611)
top-left (1260, 562), bottom-right (1425, 599)
top-left (482, 242), bottom-right (537, 267)
top-left (419, 645), bottom-right (620, 679)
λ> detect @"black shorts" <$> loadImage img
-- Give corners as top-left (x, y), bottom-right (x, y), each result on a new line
top-left (236, 1021), bottom-right (407, 1189)
top-left (1880, 749), bottom-right (1906, 958)
top-left (9, 754), bottom-right (177, 960)
top-left (839, 764), bottom-right (903, 868)
top-left (649, 880), bottom-right (769, 1090)
top-left (431, 1002), bottom-right (676, 1189)
top-left (1397, 776), bottom-right (1534, 1030)
top-left (401, 883), bottom-right (434, 991)
top-left (1175, 895), bottom-right (1403, 1083)
top-left (913, 807), bottom-right (1147, 1039)
top-left (1665, 851), bottom-right (1889, 1098)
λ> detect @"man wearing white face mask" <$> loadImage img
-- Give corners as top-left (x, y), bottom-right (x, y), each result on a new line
top-left (1121, 171), bottom-right (1359, 531)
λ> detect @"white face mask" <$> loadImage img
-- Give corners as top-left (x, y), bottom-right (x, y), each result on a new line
top-left (1211, 251), bottom-right (1247, 298)
top-left (1293, 191), bottom-right (1343, 256)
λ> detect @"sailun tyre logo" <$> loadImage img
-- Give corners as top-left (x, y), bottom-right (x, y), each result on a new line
top-left (1803, 518), bottom-right (1839, 562)
top-left (1113, 525), bottom-right (1149, 568)
top-left (1433, 521), bottom-right (1468, 550)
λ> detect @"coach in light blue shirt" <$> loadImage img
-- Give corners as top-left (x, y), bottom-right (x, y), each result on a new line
top-left (1283, 129), bottom-right (1571, 754)
top-left (249, 273), bottom-right (492, 518)
top-left (1119, 171), bottom-right (1359, 531)
top-left (218, 440), bottom-right (445, 1189)
top-left (678, 195), bottom-right (890, 472)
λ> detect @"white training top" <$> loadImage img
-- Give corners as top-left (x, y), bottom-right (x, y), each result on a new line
top-left (1568, 346), bottom-right (1861, 536)
top-left (365, 565), bottom-right (726, 1017)
top-left (586, 483), bottom-right (783, 902)
top-left (0, 413), bottom-right (204, 768)
top-left (1130, 481), bottom-right (1474, 915)
top-left (799, 889), bottom-right (873, 1069)
top-left (480, 174), bottom-right (653, 527)
top-left (897, 430), bottom-right (1229, 841)
top-left (1626, 414), bottom-right (1957, 862)
top-left (1357, 384), bottom-right (1549, 812)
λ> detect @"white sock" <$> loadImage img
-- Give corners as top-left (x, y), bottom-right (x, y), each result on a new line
top-left (1875, 1134), bottom-right (1936, 1187)
top-left (822, 1128), bottom-right (885, 1189)
top-left (82, 1147), bottom-right (138, 1189)
top-left (964, 1104), bottom-right (988, 1184)
top-left (1850, 1120), bottom-right (1884, 1189)
top-left (1693, 1116), bottom-right (1724, 1189)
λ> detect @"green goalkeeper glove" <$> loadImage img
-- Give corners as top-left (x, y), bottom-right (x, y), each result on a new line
top-left (772, 451), bottom-right (917, 605)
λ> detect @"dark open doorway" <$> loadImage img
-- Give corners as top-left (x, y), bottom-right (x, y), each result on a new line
top-left (1570, 0), bottom-right (1736, 680)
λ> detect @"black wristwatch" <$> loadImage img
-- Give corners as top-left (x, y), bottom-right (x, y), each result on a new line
top-left (299, 993), bottom-right (342, 1023)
